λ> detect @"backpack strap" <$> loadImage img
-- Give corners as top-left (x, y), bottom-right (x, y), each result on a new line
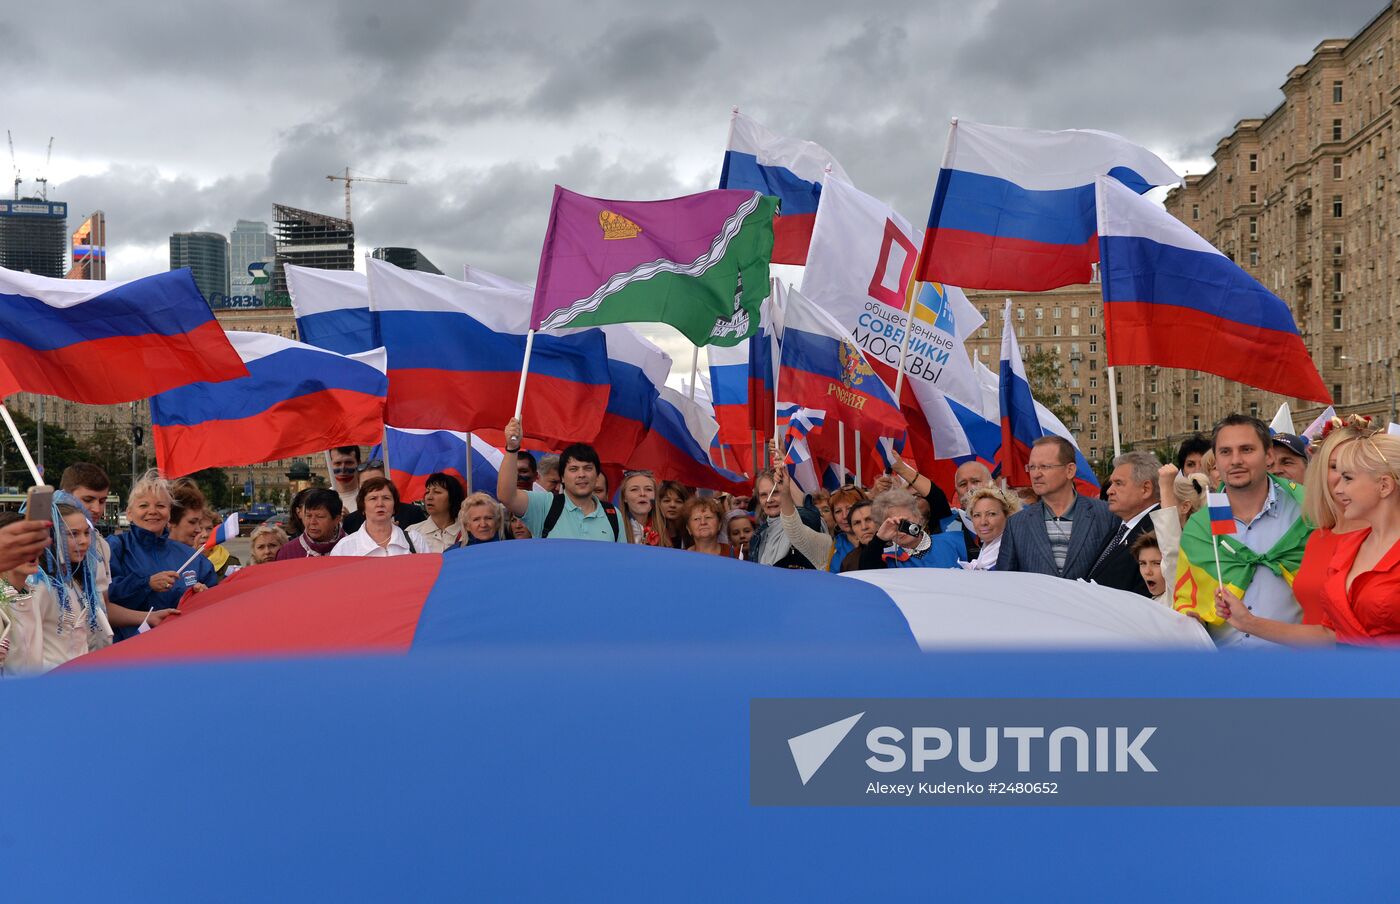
top-left (601, 501), bottom-right (620, 542)
top-left (539, 493), bottom-right (568, 539)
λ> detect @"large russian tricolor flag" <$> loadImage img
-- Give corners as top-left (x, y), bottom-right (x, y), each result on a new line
top-left (149, 332), bottom-right (388, 478)
top-left (629, 386), bottom-right (750, 494)
top-left (285, 266), bottom-right (378, 355)
top-left (917, 120), bottom-right (1180, 292)
top-left (1096, 175), bottom-right (1331, 403)
top-left (777, 287), bottom-right (905, 465)
top-left (368, 259), bottom-right (611, 446)
top-left (719, 111), bottom-right (850, 265)
top-left (996, 305), bottom-right (1097, 494)
top-left (0, 266), bottom-right (247, 404)
top-left (461, 264), bottom-right (673, 466)
top-left (372, 427), bottom-right (505, 502)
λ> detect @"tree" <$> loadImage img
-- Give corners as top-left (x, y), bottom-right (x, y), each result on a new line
top-left (0, 410), bottom-right (81, 489)
top-left (78, 426), bottom-right (137, 501)
top-left (1022, 349), bottom-right (1078, 433)
top-left (189, 468), bottom-right (233, 510)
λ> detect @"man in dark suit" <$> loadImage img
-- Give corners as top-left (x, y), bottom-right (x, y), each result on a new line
top-left (1087, 451), bottom-right (1161, 595)
top-left (996, 436), bottom-right (1121, 580)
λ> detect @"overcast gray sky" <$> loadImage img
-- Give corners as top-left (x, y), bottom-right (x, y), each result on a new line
top-left (11, 0), bottom-right (1385, 301)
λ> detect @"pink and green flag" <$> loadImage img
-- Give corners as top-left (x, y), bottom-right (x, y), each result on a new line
top-left (530, 187), bottom-right (777, 347)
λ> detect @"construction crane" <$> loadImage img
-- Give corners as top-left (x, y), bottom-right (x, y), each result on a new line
top-left (325, 167), bottom-right (407, 222)
top-left (6, 130), bottom-right (18, 200)
top-left (34, 137), bottom-right (53, 200)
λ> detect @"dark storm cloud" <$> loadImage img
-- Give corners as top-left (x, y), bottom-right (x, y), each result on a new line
top-left (21, 0), bottom-right (1391, 284)
top-left (529, 17), bottom-right (722, 114)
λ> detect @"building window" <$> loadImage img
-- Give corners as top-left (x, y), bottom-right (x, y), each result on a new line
top-left (1035, 325), bottom-right (1043, 337)
top-left (1035, 307), bottom-right (1044, 320)
top-left (1249, 248), bottom-right (1259, 266)
top-left (1089, 394), bottom-right (1097, 405)
top-left (1016, 308), bottom-right (1025, 322)
top-left (1089, 342), bottom-right (1097, 353)
top-left (1053, 306), bottom-right (1062, 319)
top-left (1071, 394), bottom-right (1081, 407)
top-left (1333, 119), bottom-right (1343, 141)
top-left (1334, 271), bottom-right (1343, 294)
top-left (1089, 413), bottom-right (1098, 424)
top-left (1248, 153), bottom-right (1258, 173)
top-left (1070, 324), bottom-right (1079, 337)
top-left (1249, 402), bottom-right (1260, 418)
top-left (1334, 240), bottom-right (1344, 257)
top-left (1334, 157), bottom-right (1343, 179)
top-left (1333, 308), bottom-right (1343, 330)
top-left (1192, 415), bottom-right (1201, 431)
top-left (1333, 384), bottom-right (1344, 403)
top-left (1090, 431), bottom-right (1098, 442)
top-left (1089, 359), bottom-right (1097, 371)
top-left (1071, 306), bottom-right (1080, 319)
top-left (1192, 203), bottom-right (1200, 220)
top-left (1249, 185), bottom-right (1258, 203)
top-left (1150, 380), bottom-right (1158, 393)
top-left (1334, 80), bottom-right (1344, 103)
top-left (1333, 196), bottom-right (1343, 217)
top-left (1249, 216), bottom-right (1258, 239)
top-left (1089, 322), bottom-right (1099, 335)
top-left (1333, 347), bottom-right (1344, 367)
top-left (1192, 389), bottom-right (1201, 405)
top-left (1089, 377), bottom-right (1098, 389)
top-left (1052, 324), bottom-right (1061, 336)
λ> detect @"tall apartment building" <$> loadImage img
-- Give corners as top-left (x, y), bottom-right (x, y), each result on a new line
top-left (68, 211), bottom-right (106, 280)
top-left (1117, 3), bottom-right (1400, 448)
top-left (0, 197), bottom-right (67, 277)
top-left (963, 286), bottom-right (1115, 466)
top-left (170, 231), bottom-right (230, 303)
top-left (229, 219), bottom-right (273, 302)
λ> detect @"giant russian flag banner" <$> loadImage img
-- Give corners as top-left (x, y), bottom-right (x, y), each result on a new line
top-left (369, 259), bottom-right (611, 445)
top-left (917, 120), bottom-right (1179, 292)
top-left (531, 187), bottom-right (777, 347)
top-left (285, 266), bottom-right (377, 355)
top-left (150, 332), bottom-right (387, 478)
top-left (719, 111), bottom-right (850, 266)
top-left (1096, 175), bottom-right (1331, 403)
top-left (0, 266), bottom-right (247, 404)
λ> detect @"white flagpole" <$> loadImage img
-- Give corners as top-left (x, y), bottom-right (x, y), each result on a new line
top-left (1108, 366), bottom-right (1123, 459)
top-left (1094, 171), bottom-right (1124, 461)
top-left (687, 346), bottom-right (699, 400)
top-left (514, 329), bottom-right (536, 419)
top-left (0, 403), bottom-right (43, 486)
top-left (854, 428), bottom-right (863, 487)
top-left (1212, 534), bottom-right (1224, 590)
top-left (838, 421), bottom-right (846, 483)
top-left (464, 432), bottom-right (474, 495)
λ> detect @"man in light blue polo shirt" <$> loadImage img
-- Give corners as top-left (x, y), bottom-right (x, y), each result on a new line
top-left (496, 417), bottom-right (623, 542)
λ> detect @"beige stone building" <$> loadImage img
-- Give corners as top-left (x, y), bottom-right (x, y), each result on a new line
top-left (962, 286), bottom-right (1114, 464)
top-left (1116, 4), bottom-right (1400, 449)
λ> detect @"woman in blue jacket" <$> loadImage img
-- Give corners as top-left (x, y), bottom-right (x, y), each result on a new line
top-left (107, 471), bottom-right (218, 641)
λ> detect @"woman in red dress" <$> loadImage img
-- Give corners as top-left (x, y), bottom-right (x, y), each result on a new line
top-left (1216, 430), bottom-right (1400, 645)
top-left (1292, 418), bottom-right (1369, 622)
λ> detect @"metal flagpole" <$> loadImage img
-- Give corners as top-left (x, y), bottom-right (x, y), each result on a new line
top-left (687, 346), bottom-right (699, 400)
top-left (0, 403), bottom-right (43, 485)
top-left (1108, 366), bottom-right (1123, 459)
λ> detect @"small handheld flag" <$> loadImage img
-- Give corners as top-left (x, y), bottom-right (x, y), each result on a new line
top-left (205, 512), bottom-right (240, 550)
top-left (1207, 492), bottom-right (1237, 536)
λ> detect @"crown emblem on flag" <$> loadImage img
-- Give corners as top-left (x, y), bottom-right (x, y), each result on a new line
top-left (838, 340), bottom-right (874, 389)
top-left (598, 210), bottom-right (642, 241)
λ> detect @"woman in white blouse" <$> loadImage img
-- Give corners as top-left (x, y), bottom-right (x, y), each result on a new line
top-left (960, 486), bottom-right (1023, 571)
top-left (406, 473), bottom-right (465, 553)
top-left (331, 478), bottom-right (416, 557)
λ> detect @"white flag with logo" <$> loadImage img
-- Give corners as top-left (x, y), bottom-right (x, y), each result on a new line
top-left (801, 178), bottom-right (984, 458)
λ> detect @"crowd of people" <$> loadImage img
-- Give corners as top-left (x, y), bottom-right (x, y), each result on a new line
top-left (1, 409), bottom-right (1397, 675)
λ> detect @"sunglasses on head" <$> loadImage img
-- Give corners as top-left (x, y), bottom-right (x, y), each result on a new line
top-left (623, 469), bottom-right (654, 478)
top-left (361, 460), bottom-right (386, 471)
